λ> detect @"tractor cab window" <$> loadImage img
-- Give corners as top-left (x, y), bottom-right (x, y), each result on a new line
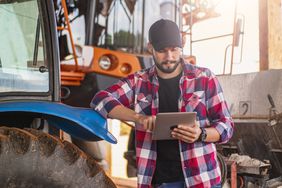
top-left (96, 0), bottom-right (180, 54)
top-left (55, 0), bottom-right (180, 56)
top-left (0, 0), bottom-right (49, 93)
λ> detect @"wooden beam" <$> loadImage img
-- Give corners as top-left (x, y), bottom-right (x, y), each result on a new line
top-left (259, 0), bottom-right (269, 71)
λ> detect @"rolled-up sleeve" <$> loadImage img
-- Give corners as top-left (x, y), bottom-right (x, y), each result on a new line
top-left (206, 72), bottom-right (234, 144)
top-left (90, 74), bottom-right (135, 119)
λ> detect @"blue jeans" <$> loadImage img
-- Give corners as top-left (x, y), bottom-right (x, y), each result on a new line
top-left (212, 183), bottom-right (222, 188)
top-left (154, 181), bottom-right (221, 188)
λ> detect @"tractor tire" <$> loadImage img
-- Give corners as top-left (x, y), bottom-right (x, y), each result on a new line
top-left (0, 127), bottom-right (116, 188)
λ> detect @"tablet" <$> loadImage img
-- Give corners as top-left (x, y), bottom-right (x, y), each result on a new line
top-left (152, 112), bottom-right (197, 140)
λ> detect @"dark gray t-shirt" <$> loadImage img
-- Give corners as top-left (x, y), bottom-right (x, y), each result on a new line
top-left (152, 72), bottom-right (184, 184)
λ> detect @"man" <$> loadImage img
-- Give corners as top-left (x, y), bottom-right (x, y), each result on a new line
top-left (91, 19), bottom-right (234, 188)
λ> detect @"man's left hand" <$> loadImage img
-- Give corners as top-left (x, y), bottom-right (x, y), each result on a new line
top-left (171, 121), bottom-right (201, 143)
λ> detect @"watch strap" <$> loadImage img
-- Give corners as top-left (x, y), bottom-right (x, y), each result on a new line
top-left (198, 127), bottom-right (207, 142)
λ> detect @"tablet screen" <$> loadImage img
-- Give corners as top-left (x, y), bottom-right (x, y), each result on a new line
top-left (152, 112), bottom-right (197, 140)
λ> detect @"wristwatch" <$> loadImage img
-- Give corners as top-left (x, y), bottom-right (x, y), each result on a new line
top-left (198, 127), bottom-right (207, 142)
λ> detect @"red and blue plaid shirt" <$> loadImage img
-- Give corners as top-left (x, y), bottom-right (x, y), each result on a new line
top-left (91, 59), bottom-right (234, 188)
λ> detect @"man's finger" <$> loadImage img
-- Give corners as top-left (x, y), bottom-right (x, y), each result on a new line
top-left (176, 125), bottom-right (197, 133)
top-left (172, 129), bottom-right (197, 139)
top-left (148, 117), bottom-right (153, 131)
top-left (152, 116), bottom-right (156, 129)
top-left (171, 132), bottom-right (194, 143)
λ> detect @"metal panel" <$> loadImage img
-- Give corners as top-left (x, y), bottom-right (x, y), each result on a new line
top-left (218, 69), bottom-right (282, 117)
top-left (0, 101), bottom-right (117, 143)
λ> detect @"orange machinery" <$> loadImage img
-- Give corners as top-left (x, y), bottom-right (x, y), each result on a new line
top-left (58, 0), bottom-right (141, 86)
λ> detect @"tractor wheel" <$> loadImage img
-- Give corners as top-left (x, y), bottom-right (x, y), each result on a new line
top-left (0, 127), bottom-right (116, 188)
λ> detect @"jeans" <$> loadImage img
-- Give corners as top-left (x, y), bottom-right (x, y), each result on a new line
top-left (212, 183), bottom-right (222, 188)
top-left (154, 181), bottom-right (221, 188)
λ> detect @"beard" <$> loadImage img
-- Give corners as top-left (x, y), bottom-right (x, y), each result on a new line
top-left (153, 56), bottom-right (180, 74)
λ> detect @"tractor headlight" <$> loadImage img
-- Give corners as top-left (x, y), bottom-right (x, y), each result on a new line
top-left (98, 56), bottom-right (111, 70)
top-left (120, 63), bottom-right (132, 74)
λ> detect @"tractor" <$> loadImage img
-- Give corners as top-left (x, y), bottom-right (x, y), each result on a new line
top-left (0, 0), bottom-right (117, 187)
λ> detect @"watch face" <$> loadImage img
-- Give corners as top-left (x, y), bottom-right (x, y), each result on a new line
top-left (203, 131), bottom-right (207, 141)
top-left (197, 128), bottom-right (207, 142)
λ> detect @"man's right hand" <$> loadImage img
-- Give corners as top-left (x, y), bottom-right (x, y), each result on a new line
top-left (108, 105), bottom-right (156, 131)
top-left (135, 114), bottom-right (156, 131)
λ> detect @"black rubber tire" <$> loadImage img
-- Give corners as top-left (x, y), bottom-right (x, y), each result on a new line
top-left (217, 152), bottom-right (227, 185)
top-left (0, 127), bottom-right (116, 188)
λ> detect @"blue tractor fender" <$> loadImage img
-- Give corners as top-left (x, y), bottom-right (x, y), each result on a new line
top-left (0, 101), bottom-right (117, 144)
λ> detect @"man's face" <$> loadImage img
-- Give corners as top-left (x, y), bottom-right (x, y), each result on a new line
top-left (152, 47), bottom-right (181, 74)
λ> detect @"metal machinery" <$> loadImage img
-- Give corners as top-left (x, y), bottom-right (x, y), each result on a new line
top-left (55, 0), bottom-right (182, 174)
top-left (184, 0), bottom-right (282, 187)
top-left (56, 0), bottom-right (184, 103)
top-left (0, 0), bottom-right (117, 187)
top-left (55, 0), bottom-right (282, 187)
top-left (218, 71), bottom-right (282, 187)
top-left (54, 0), bottom-right (231, 182)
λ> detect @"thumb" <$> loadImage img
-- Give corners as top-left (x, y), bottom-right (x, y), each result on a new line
top-left (193, 120), bottom-right (199, 127)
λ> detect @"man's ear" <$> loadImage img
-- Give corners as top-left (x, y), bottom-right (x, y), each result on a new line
top-left (147, 43), bottom-right (153, 54)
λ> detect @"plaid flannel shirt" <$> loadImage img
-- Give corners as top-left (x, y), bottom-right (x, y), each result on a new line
top-left (91, 59), bottom-right (234, 188)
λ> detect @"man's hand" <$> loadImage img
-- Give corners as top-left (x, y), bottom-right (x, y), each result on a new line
top-left (135, 114), bottom-right (156, 131)
top-left (171, 121), bottom-right (201, 143)
top-left (108, 106), bottom-right (156, 131)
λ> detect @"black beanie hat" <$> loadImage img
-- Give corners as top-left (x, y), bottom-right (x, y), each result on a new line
top-left (149, 19), bottom-right (182, 51)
